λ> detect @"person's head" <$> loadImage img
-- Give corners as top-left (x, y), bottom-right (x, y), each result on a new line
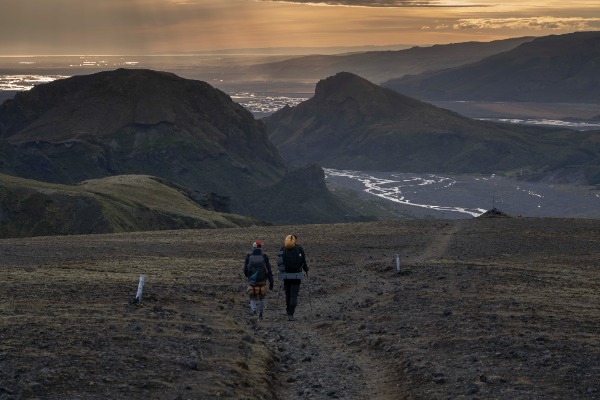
top-left (284, 234), bottom-right (297, 249)
top-left (253, 240), bottom-right (263, 249)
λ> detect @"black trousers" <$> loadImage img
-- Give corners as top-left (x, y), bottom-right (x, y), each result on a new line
top-left (284, 280), bottom-right (301, 316)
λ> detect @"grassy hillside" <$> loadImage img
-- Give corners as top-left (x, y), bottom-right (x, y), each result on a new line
top-left (0, 173), bottom-right (264, 238)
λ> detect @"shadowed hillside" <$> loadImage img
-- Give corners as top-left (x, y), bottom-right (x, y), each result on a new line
top-left (264, 72), bottom-right (600, 183)
top-left (241, 37), bottom-right (533, 84)
top-left (0, 69), bottom-right (361, 224)
top-left (0, 173), bottom-right (264, 238)
top-left (0, 68), bottom-right (285, 211)
top-left (384, 31), bottom-right (600, 103)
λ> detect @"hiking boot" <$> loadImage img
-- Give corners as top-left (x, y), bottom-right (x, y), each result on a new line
top-left (259, 312), bottom-right (263, 320)
top-left (250, 310), bottom-right (256, 316)
top-left (287, 315), bottom-right (295, 321)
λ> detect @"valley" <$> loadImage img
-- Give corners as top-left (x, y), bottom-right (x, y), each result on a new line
top-left (325, 169), bottom-right (600, 219)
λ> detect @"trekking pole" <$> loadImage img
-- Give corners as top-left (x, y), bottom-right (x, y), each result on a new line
top-left (306, 272), bottom-right (313, 313)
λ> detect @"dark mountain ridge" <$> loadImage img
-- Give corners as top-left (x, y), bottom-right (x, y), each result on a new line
top-left (265, 72), bottom-right (600, 183)
top-left (0, 68), bottom-right (285, 196)
top-left (241, 37), bottom-right (534, 84)
top-left (383, 31), bottom-right (600, 103)
top-left (0, 69), bottom-right (358, 225)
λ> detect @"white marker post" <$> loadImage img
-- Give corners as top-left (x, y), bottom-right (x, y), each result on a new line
top-left (395, 253), bottom-right (401, 273)
top-left (135, 274), bottom-right (146, 303)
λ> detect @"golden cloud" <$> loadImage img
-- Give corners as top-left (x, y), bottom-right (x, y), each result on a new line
top-left (445, 17), bottom-right (600, 30)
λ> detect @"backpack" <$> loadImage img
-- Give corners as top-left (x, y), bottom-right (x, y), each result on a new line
top-left (279, 246), bottom-right (303, 273)
top-left (276, 250), bottom-right (285, 273)
top-left (248, 254), bottom-right (268, 286)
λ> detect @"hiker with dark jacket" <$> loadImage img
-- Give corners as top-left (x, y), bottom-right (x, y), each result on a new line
top-left (243, 241), bottom-right (273, 320)
top-left (278, 234), bottom-right (308, 321)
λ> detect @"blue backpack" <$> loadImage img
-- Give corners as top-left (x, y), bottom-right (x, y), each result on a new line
top-left (248, 254), bottom-right (267, 286)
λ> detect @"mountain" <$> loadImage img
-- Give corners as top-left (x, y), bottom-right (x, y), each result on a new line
top-left (0, 69), bottom-right (364, 225)
top-left (0, 173), bottom-right (265, 238)
top-left (383, 31), bottom-right (600, 103)
top-left (241, 37), bottom-right (533, 84)
top-left (264, 72), bottom-right (600, 183)
top-left (0, 69), bottom-right (285, 206)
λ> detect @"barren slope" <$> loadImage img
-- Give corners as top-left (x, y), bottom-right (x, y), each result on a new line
top-left (1, 218), bottom-right (599, 399)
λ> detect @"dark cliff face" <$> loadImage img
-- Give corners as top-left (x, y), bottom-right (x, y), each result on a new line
top-left (0, 69), bottom-right (286, 199)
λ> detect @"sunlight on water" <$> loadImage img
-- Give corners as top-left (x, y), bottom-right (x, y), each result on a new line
top-left (231, 92), bottom-right (308, 114)
top-left (478, 118), bottom-right (600, 131)
top-left (325, 168), bottom-right (487, 217)
top-left (324, 168), bottom-right (600, 219)
top-left (0, 75), bottom-right (69, 91)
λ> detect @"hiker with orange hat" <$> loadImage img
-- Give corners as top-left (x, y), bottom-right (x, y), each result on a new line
top-left (276, 234), bottom-right (309, 321)
top-left (243, 241), bottom-right (273, 320)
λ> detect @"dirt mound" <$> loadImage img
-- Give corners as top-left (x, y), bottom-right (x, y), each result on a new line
top-left (478, 207), bottom-right (511, 218)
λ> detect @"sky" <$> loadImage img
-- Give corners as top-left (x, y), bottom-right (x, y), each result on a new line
top-left (1, 0), bottom-right (599, 55)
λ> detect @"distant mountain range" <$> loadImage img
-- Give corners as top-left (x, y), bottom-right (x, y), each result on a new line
top-left (240, 37), bottom-right (533, 84)
top-left (264, 72), bottom-right (600, 184)
top-left (1, 30), bottom-right (599, 236)
top-left (0, 69), bottom-right (359, 228)
top-left (383, 31), bottom-right (600, 103)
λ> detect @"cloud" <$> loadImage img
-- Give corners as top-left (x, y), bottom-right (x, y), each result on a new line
top-left (435, 17), bottom-right (600, 31)
top-left (255, 0), bottom-right (453, 7)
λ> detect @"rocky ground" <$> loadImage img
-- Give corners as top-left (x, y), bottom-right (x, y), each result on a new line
top-left (1, 217), bottom-right (599, 399)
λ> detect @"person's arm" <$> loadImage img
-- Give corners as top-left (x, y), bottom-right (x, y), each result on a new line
top-left (243, 254), bottom-right (250, 277)
top-left (264, 254), bottom-right (274, 288)
top-left (299, 246), bottom-right (308, 273)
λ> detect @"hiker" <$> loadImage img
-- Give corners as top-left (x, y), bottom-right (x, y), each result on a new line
top-left (243, 241), bottom-right (273, 320)
top-left (277, 234), bottom-right (309, 321)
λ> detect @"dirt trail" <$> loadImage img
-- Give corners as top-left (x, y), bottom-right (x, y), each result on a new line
top-left (411, 220), bottom-right (466, 263)
top-left (239, 267), bottom-right (407, 398)
top-left (240, 282), bottom-right (387, 399)
top-left (237, 221), bottom-right (470, 399)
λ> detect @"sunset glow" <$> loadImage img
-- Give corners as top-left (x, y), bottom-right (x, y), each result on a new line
top-left (0, 0), bottom-right (598, 55)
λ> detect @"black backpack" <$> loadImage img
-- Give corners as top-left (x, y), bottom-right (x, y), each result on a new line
top-left (277, 246), bottom-right (303, 273)
top-left (248, 254), bottom-right (267, 285)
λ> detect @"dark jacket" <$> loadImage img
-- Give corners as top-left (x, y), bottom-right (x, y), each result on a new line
top-left (280, 245), bottom-right (308, 281)
top-left (243, 248), bottom-right (274, 284)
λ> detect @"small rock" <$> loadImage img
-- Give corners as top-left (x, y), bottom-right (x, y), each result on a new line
top-left (186, 360), bottom-right (199, 370)
top-left (443, 309), bottom-right (452, 317)
top-left (432, 373), bottom-right (446, 385)
top-left (465, 383), bottom-right (480, 395)
top-left (241, 335), bottom-right (256, 344)
top-left (28, 382), bottom-right (43, 392)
